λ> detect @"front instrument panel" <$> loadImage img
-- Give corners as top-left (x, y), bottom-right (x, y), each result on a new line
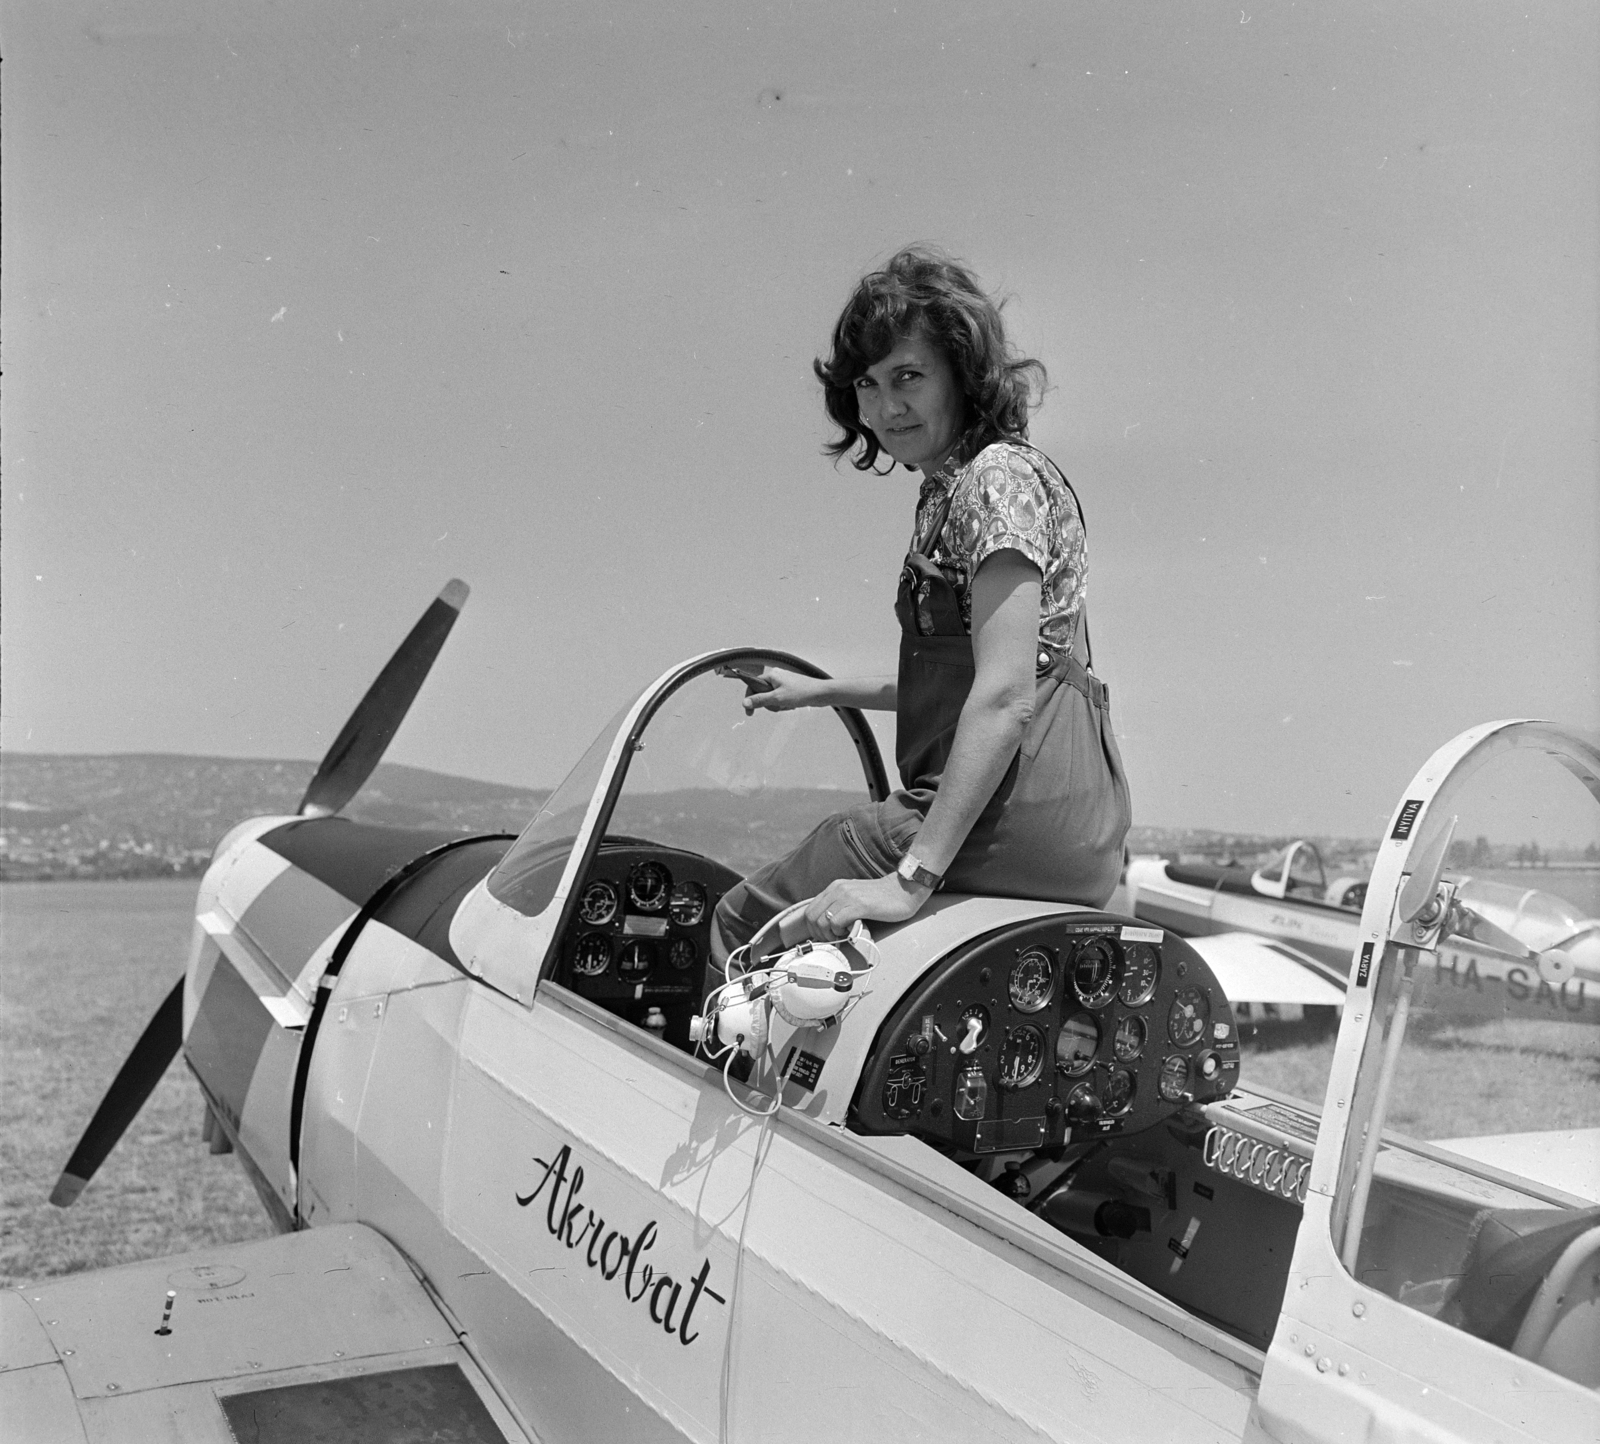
top-left (555, 841), bottom-right (742, 1049)
top-left (853, 916), bottom-right (1241, 1153)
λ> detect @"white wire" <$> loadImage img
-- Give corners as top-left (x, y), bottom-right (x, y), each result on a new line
top-left (717, 1074), bottom-right (779, 1444)
top-left (723, 1037), bottom-right (782, 1118)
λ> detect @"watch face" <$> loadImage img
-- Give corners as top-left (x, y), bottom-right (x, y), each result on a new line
top-left (898, 854), bottom-right (938, 888)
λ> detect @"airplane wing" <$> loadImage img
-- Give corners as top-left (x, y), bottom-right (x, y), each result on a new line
top-left (1429, 1128), bottom-right (1600, 1205)
top-left (1185, 931), bottom-right (1347, 1009)
top-left (1, 1225), bottom-right (530, 1443)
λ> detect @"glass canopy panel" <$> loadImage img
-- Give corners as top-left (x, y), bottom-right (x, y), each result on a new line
top-left (486, 698), bottom-right (634, 917)
top-left (485, 656), bottom-right (882, 919)
top-left (1286, 842), bottom-right (1327, 894)
top-left (607, 667), bottom-right (877, 875)
top-left (1339, 747), bottom-right (1599, 1379)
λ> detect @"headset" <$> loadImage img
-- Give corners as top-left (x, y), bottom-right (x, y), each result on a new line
top-left (690, 901), bottom-right (879, 1116)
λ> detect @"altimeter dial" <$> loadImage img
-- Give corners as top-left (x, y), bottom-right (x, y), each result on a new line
top-left (997, 1025), bottom-right (1046, 1091)
top-left (572, 933), bottom-right (612, 977)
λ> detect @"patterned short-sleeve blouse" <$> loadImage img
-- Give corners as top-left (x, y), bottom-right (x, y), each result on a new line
top-left (908, 441), bottom-right (1087, 656)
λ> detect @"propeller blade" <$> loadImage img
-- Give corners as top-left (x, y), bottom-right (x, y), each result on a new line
top-left (1446, 902), bottom-right (1533, 959)
top-left (298, 579), bottom-right (470, 817)
top-left (50, 977), bottom-right (184, 1208)
top-left (1397, 814), bottom-right (1459, 924)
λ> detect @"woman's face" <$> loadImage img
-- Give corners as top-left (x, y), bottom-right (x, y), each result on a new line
top-left (853, 333), bottom-right (965, 474)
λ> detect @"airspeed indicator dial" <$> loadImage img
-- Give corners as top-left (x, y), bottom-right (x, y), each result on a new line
top-left (578, 880), bottom-right (620, 926)
top-left (1008, 948), bottom-right (1056, 1014)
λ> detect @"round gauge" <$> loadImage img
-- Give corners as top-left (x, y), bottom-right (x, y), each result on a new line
top-left (1112, 1014), bottom-right (1147, 1062)
top-left (1007, 947), bottom-right (1056, 1014)
top-left (1158, 1053), bottom-right (1191, 1103)
top-left (578, 880), bottom-right (620, 926)
top-left (1103, 1067), bottom-right (1136, 1116)
top-left (572, 933), bottom-right (612, 977)
top-left (668, 937), bottom-right (697, 971)
top-left (1055, 1011), bottom-right (1100, 1076)
top-left (997, 1026), bottom-right (1046, 1090)
top-left (1071, 936), bottom-right (1121, 1007)
top-left (1065, 1082), bottom-right (1102, 1122)
top-left (617, 940), bottom-right (655, 981)
top-left (957, 1004), bottom-right (991, 1055)
top-left (669, 881), bottom-right (708, 927)
top-left (628, 862), bottom-right (671, 912)
top-left (1167, 986), bottom-right (1211, 1048)
top-left (1118, 942), bottom-right (1160, 1007)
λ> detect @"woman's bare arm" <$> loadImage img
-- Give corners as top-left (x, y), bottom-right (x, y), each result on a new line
top-left (795, 549), bottom-right (1041, 938)
top-left (723, 667), bottom-right (897, 713)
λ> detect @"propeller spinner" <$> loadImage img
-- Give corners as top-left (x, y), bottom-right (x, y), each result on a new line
top-left (49, 580), bottom-right (470, 1208)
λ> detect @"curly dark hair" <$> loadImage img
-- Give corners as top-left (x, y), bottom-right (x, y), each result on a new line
top-left (814, 246), bottom-right (1048, 472)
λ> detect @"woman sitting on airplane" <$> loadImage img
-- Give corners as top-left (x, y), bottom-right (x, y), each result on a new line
top-left (713, 246), bottom-right (1131, 961)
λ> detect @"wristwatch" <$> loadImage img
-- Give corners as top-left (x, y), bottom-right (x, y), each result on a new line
top-left (896, 851), bottom-right (944, 891)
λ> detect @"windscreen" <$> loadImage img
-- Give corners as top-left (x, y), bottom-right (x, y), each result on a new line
top-left (609, 666), bottom-right (876, 872)
top-left (486, 657), bottom-right (881, 918)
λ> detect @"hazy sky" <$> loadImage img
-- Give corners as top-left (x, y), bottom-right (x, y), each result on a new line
top-left (4, 2), bottom-right (1596, 843)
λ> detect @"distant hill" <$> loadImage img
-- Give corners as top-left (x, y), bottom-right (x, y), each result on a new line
top-left (0, 754), bottom-right (549, 880)
top-left (1, 751), bottom-right (1415, 884)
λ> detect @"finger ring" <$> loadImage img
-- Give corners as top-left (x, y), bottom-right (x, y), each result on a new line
top-left (824, 908), bottom-right (836, 922)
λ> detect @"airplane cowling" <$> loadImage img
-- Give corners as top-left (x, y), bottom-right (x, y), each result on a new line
top-left (182, 814), bottom-right (478, 1226)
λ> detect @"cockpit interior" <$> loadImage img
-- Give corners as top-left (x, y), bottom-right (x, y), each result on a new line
top-left (492, 652), bottom-right (1597, 1381)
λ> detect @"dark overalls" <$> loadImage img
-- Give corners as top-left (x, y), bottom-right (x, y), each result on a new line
top-left (711, 507), bottom-right (1131, 961)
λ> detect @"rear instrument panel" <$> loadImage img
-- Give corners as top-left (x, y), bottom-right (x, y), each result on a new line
top-left (853, 917), bottom-right (1241, 1152)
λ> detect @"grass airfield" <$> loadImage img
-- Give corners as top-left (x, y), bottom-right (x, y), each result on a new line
top-left (2, 881), bottom-right (270, 1287)
top-left (3, 879), bottom-right (1595, 1287)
